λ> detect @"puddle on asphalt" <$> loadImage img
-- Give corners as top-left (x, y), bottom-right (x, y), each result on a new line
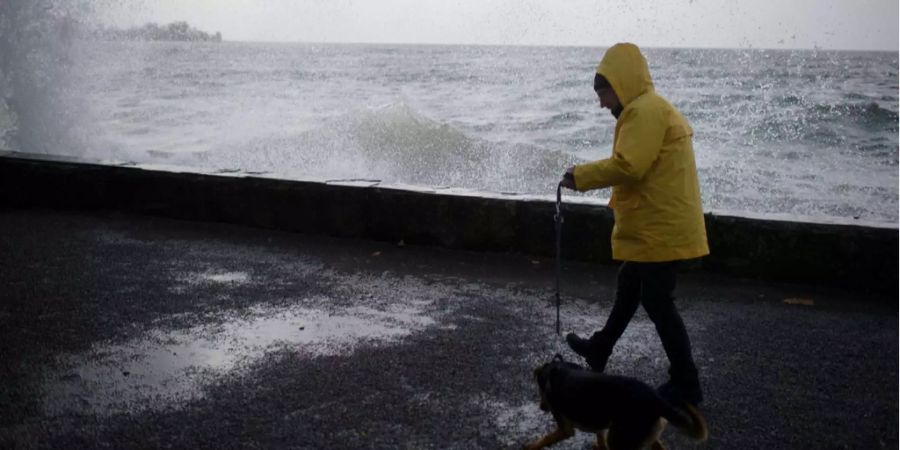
top-left (196, 271), bottom-right (251, 284)
top-left (180, 270), bottom-right (252, 286)
top-left (44, 301), bottom-right (436, 416)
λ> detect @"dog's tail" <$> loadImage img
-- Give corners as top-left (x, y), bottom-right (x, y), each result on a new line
top-left (662, 403), bottom-right (709, 442)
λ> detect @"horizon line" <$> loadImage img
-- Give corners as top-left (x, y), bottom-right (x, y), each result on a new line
top-left (215, 38), bottom-right (899, 53)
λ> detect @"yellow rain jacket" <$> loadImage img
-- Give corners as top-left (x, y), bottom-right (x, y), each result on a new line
top-left (573, 43), bottom-right (709, 262)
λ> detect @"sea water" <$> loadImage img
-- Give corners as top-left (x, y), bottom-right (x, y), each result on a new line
top-left (2, 40), bottom-right (897, 223)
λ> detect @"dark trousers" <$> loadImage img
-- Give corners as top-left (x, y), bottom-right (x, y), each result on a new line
top-left (598, 261), bottom-right (699, 382)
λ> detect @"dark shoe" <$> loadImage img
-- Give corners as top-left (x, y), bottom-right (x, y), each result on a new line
top-left (658, 377), bottom-right (703, 406)
top-left (565, 332), bottom-right (613, 372)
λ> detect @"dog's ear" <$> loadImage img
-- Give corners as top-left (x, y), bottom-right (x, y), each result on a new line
top-left (534, 364), bottom-right (545, 380)
top-left (535, 362), bottom-right (556, 383)
top-left (549, 363), bottom-right (564, 378)
top-left (541, 363), bottom-right (568, 395)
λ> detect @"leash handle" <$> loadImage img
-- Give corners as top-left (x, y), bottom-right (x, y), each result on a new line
top-left (554, 182), bottom-right (564, 335)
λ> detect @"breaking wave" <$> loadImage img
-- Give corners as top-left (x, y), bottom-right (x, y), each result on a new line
top-left (200, 102), bottom-right (582, 195)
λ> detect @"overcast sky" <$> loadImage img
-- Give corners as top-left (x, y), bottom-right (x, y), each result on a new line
top-left (98, 0), bottom-right (899, 51)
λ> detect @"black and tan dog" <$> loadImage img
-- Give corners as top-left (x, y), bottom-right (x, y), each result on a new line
top-left (525, 355), bottom-right (708, 450)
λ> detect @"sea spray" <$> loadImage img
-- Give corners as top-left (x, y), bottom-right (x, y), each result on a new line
top-left (0, 0), bottom-right (92, 153)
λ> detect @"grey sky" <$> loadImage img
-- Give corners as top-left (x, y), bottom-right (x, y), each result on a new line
top-left (99, 0), bottom-right (899, 51)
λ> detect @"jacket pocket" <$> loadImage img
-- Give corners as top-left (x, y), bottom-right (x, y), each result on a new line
top-left (610, 187), bottom-right (641, 210)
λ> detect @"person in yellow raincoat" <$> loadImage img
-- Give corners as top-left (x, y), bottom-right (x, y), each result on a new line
top-left (560, 43), bottom-right (709, 407)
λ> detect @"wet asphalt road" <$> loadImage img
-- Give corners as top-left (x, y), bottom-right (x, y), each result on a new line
top-left (1, 209), bottom-right (896, 449)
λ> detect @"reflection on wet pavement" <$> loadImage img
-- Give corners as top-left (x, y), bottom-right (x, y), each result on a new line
top-left (39, 249), bottom-right (667, 427)
top-left (190, 271), bottom-right (251, 284)
top-left (44, 301), bottom-right (437, 416)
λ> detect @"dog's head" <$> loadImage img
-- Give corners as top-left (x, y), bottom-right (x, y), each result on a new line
top-left (533, 354), bottom-right (582, 412)
top-left (533, 360), bottom-right (554, 412)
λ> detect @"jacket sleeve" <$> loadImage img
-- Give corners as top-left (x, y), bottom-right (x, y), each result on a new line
top-left (572, 106), bottom-right (666, 191)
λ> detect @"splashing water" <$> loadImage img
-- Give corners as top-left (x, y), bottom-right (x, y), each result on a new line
top-left (0, 0), bottom-right (95, 153)
top-left (1, 7), bottom-right (896, 223)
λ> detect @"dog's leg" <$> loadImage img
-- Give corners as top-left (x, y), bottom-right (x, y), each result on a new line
top-left (523, 427), bottom-right (575, 450)
top-left (592, 430), bottom-right (609, 450)
top-left (607, 418), bottom-right (666, 450)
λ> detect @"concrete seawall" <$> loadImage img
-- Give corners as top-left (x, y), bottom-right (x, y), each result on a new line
top-left (2, 151), bottom-right (896, 294)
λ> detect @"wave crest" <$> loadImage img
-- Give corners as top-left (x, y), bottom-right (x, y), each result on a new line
top-left (208, 102), bottom-right (580, 194)
top-left (741, 99), bottom-right (897, 149)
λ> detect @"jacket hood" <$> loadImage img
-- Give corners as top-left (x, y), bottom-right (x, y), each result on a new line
top-left (596, 43), bottom-right (654, 107)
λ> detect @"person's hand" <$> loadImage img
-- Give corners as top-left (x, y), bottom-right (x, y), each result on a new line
top-left (559, 166), bottom-right (576, 190)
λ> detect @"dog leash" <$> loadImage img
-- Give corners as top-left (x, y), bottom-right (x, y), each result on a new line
top-left (553, 182), bottom-right (564, 336)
